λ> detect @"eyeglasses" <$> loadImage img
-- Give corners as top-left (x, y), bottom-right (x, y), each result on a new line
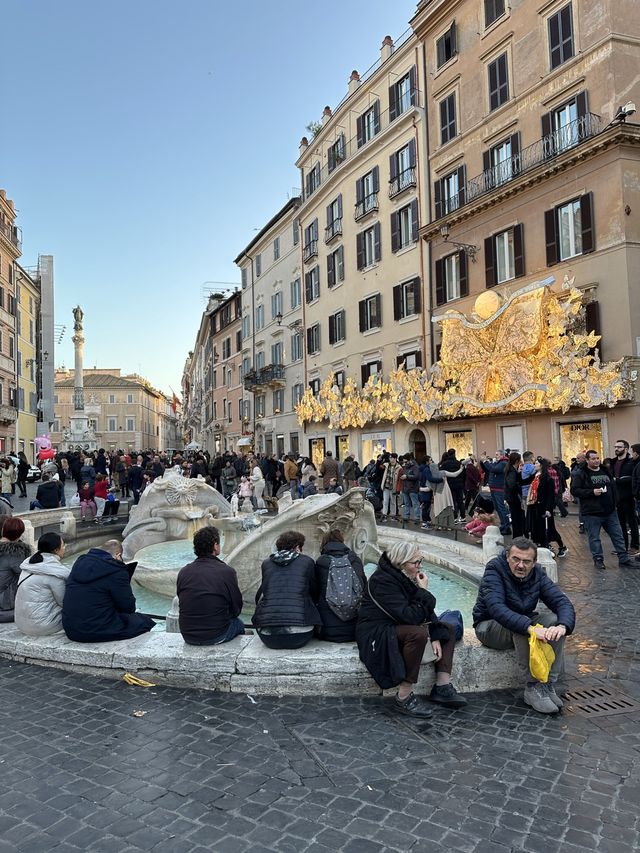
top-left (508, 557), bottom-right (534, 567)
top-left (407, 558), bottom-right (423, 566)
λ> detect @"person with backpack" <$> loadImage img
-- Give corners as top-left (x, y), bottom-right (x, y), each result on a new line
top-left (313, 529), bottom-right (366, 642)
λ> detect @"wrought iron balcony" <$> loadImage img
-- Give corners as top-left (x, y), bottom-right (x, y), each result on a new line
top-left (436, 112), bottom-right (604, 219)
top-left (0, 404), bottom-right (17, 425)
top-left (243, 364), bottom-right (286, 392)
top-left (303, 239), bottom-right (318, 263)
top-left (354, 193), bottom-right (379, 221)
top-left (0, 221), bottom-right (21, 252)
top-left (389, 167), bottom-right (417, 199)
top-left (325, 219), bottom-right (343, 243)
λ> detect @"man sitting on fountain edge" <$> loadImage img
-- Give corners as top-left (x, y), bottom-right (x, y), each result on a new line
top-left (176, 526), bottom-right (245, 645)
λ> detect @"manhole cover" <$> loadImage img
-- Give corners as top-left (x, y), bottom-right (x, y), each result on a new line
top-left (564, 685), bottom-right (640, 718)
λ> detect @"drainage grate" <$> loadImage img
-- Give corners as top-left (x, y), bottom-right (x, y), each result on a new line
top-left (564, 685), bottom-right (640, 718)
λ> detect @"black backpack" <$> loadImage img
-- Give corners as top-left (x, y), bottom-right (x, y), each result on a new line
top-left (325, 553), bottom-right (363, 621)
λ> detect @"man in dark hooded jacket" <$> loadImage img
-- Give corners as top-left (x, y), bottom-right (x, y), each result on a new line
top-left (62, 540), bottom-right (154, 642)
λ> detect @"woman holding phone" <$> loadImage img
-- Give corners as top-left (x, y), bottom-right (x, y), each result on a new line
top-left (356, 541), bottom-right (467, 717)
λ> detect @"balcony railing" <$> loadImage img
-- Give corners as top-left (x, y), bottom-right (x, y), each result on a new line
top-left (437, 112), bottom-right (603, 218)
top-left (324, 218), bottom-right (343, 243)
top-left (0, 221), bottom-right (21, 252)
top-left (303, 239), bottom-right (318, 263)
top-left (0, 405), bottom-right (16, 425)
top-left (389, 167), bottom-right (417, 198)
top-left (243, 364), bottom-right (286, 391)
top-left (354, 193), bottom-right (379, 221)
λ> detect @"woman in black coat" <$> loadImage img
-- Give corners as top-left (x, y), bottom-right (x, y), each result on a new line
top-left (356, 542), bottom-right (467, 717)
top-left (504, 452), bottom-right (525, 538)
top-left (252, 530), bottom-right (320, 649)
top-left (526, 458), bottom-right (567, 557)
top-left (313, 529), bottom-right (366, 642)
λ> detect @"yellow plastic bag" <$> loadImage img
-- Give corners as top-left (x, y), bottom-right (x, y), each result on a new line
top-left (528, 625), bottom-right (555, 683)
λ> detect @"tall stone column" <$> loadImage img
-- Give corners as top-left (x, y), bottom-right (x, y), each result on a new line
top-left (72, 305), bottom-right (84, 411)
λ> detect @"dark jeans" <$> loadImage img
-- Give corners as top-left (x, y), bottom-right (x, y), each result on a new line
top-left (464, 488), bottom-right (479, 511)
top-left (395, 623), bottom-right (455, 683)
top-left (583, 511), bottom-right (627, 562)
top-left (490, 488), bottom-right (511, 533)
top-left (186, 618), bottom-right (245, 646)
top-left (450, 486), bottom-right (466, 520)
top-left (554, 492), bottom-right (568, 517)
top-left (17, 477), bottom-right (27, 497)
top-left (617, 497), bottom-right (639, 550)
top-left (419, 491), bottom-right (432, 522)
top-left (507, 498), bottom-right (525, 537)
top-left (256, 628), bottom-right (314, 649)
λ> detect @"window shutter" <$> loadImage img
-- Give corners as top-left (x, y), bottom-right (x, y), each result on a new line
top-left (359, 300), bottom-right (366, 332)
top-left (437, 37), bottom-right (445, 69)
top-left (337, 245), bottom-right (344, 281)
top-left (576, 91), bottom-right (588, 120)
top-left (457, 165), bottom-right (466, 206)
top-left (580, 192), bottom-right (595, 254)
top-left (541, 111), bottom-right (552, 156)
top-left (393, 284), bottom-right (402, 320)
top-left (459, 252), bottom-right (468, 297)
top-left (339, 310), bottom-right (346, 341)
top-left (585, 300), bottom-right (601, 338)
top-left (375, 294), bottom-right (382, 325)
top-left (435, 259), bottom-right (445, 306)
top-left (410, 199), bottom-right (419, 240)
top-left (305, 271), bottom-right (313, 302)
top-left (413, 277), bottom-right (421, 313)
top-left (514, 223), bottom-right (525, 277)
top-left (434, 179), bottom-right (442, 219)
top-left (327, 254), bottom-right (335, 288)
top-left (313, 218), bottom-right (318, 240)
top-left (373, 166), bottom-right (379, 193)
top-left (483, 149), bottom-right (491, 174)
top-left (356, 232), bottom-right (365, 270)
top-left (328, 314), bottom-right (335, 345)
top-left (361, 365), bottom-right (368, 386)
top-left (450, 22), bottom-right (457, 56)
top-left (374, 222), bottom-right (382, 262)
top-left (511, 132), bottom-right (521, 175)
top-left (545, 208), bottom-right (559, 266)
top-left (549, 10), bottom-right (561, 68)
top-left (409, 65), bottom-right (417, 105)
top-left (484, 236), bottom-right (496, 288)
top-left (328, 146), bottom-right (335, 173)
top-left (408, 138), bottom-right (416, 167)
top-left (306, 327), bottom-right (312, 353)
top-left (337, 193), bottom-right (343, 218)
top-left (356, 114), bottom-right (364, 148)
top-left (356, 177), bottom-right (364, 205)
top-left (396, 354), bottom-right (404, 368)
top-left (415, 349), bottom-right (423, 368)
top-left (389, 82), bottom-right (398, 121)
top-left (326, 203), bottom-right (333, 228)
top-left (391, 211), bottom-right (400, 253)
top-left (389, 152), bottom-right (398, 183)
top-left (489, 59), bottom-right (498, 110)
top-left (373, 100), bottom-right (381, 133)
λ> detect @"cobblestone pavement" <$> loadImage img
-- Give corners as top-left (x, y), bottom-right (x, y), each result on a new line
top-left (1, 512), bottom-right (640, 852)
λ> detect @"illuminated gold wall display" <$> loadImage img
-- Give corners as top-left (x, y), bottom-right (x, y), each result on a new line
top-left (296, 281), bottom-right (631, 429)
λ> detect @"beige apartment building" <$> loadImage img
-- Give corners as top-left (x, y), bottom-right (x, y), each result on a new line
top-left (295, 32), bottom-right (430, 466)
top-left (411, 0), bottom-right (640, 461)
top-left (0, 190), bottom-right (20, 454)
top-left (15, 264), bottom-right (40, 461)
top-left (235, 197), bottom-right (304, 458)
top-left (51, 368), bottom-right (179, 452)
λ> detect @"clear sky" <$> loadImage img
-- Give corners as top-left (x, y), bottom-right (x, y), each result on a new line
top-left (1, 0), bottom-right (416, 398)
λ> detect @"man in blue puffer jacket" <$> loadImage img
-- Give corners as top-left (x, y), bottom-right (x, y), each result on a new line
top-left (473, 537), bottom-right (575, 715)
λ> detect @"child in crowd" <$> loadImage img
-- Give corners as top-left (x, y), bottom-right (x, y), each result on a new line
top-left (465, 496), bottom-right (498, 540)
top-left (79, 482), bottom-right (97, 521)
top-left (239, 475), bottom-right (253, 509)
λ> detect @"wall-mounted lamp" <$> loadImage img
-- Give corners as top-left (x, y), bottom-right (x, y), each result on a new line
top-left (276, 313), bottom-right (302, 330)
top-left (440, 224), bottom-right (478, 262)
top-left (275, 312), bottom-right (283, 326)
top-left (612, 101), bottom-right (637, 123)
top-left (43, 351), bottom-right (49, 361)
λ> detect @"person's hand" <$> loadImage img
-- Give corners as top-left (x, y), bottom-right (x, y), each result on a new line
top-left (400, 474), bottom-right (407, 479)
top-left (544, 510), bottom-right (552, 518)
top-left (431, 640), bottom-right (442, 660)
top-left (545, 625), bottom-right (567, 642)
top-left (529, 625), bottom-right (549, 641)
top-left (416, 571), bottom-right (429, 590)
top-left (594, 488), bottom-right (603, 496)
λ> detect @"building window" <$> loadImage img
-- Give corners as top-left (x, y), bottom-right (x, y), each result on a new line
top-left (389, 66), bottom-right (417, 121)
top-left (548, 4), bottom-right (574, 70)
top-left (440, 93), bottom-right (457, 144)
top-left (325, 195), bottom-right (343, 242)
top-left (361, 360), bottom-right (382, 386)
top-left (485, 225), bottom-right (525, 287)
top-left (304, 265), bottom-right (320, 303)
top-left (484, 0), bottom-right (505, 27)
top-left (329, 310), bottom-right (346, 345)
top-left (328, 134), bottom-right (346, 173)
top-left (291, 331), bottom-right (303, 361)
top-left (389, 141), bottom-right (417, 198)
top-left (334, 370), bottom-right (345, 390)
top-left (483, 133), bottom-right (520, 188)
top-left (436, 22), bottom-right (457, 69)
top-left (356, 223), bottom-right (381, 270)
top-left (242, 315), bottom-right (250, 340)
top-left (305, 163), bottom-right (321, 198)
top-left (309, 378), bottom-right (321, 396)
top-left (255, 254), bottom-right (262, 277)
top-left (109, 394), bottom-right (116, 404)
top-left (255, 303), bottom-right (264, 330)
top-left (273, 237), bottom-right (280, 260)
top-left (108, 417), bottom-right (117, 432)
top-left (542, 93), bottom-right (588, 156)
top-left (393, 278), bottom-right (421, 320)
top-left (327, 245), bottom-right (345, 288)
top-left (397, 350), bottom-right (423, 370)
top-left (434, 167), bottom-right (465, 218)
top-left (273, 389), bottom-right (284, 413)
top-left (271, 341), bottom-right (283, 365)
top-left (290, 277), bottom-right (301, 308)
top-left (391, 200), bottom-right (419, 252)
top-left (488, 53), bottom-right (509, 111)
top-left (222, 337), bottom-right (231, 359)
top-left (357, 101), bottom-right (380, 148)
top-left (236, 329), bottom-right (242, 352)
top-left (292, 383), bottom-right (304, 407)
top-left (545, 194), bottom-right (594, 264)
top-left (435, 251), bottom-right (468, 305)
top-left (359, 294), bottom-right (382, 332)
top-left (271, 291), bottom-right (283, 321)
top-left (355, 168), bottom-right (379, 220)
top-left (255, 351), bottom-right (265, 370)
top-left (293, 219), bottom-right (300, 245)
top-left (126, 417), bottom-right (135, 431)
top-left (241, 268), bottom-right (247, 289)
top-left (303, 219), bottom-right (319, 263)
top-left (307, 323), bottom-right (321, 355)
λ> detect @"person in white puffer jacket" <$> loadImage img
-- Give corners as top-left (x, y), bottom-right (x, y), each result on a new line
top-left (14, 532), bottom-right (69, 637)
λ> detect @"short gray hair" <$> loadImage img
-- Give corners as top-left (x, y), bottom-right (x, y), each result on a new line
top-left (102, 539), bottom-right (123, 557)
top-left (386, 541), bottom-right (420, 568)
top-left (507, 537), bottom-right (537, 558)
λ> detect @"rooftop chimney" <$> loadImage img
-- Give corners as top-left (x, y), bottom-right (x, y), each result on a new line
top-left (348, 70), bottom-right (361, 96)
top-left (299, 136), bottom-right (309, 155)
top-left (381, 35), bottom-right (394, 63)
top-left (322, 105), bottom-right (332, 125)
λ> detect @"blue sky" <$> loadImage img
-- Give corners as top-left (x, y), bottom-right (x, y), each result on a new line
top-left (1, 0), bottom-right (416, 397)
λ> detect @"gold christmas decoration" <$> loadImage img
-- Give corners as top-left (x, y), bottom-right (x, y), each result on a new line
top-left (295, 281), bottom-right (630, 428)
